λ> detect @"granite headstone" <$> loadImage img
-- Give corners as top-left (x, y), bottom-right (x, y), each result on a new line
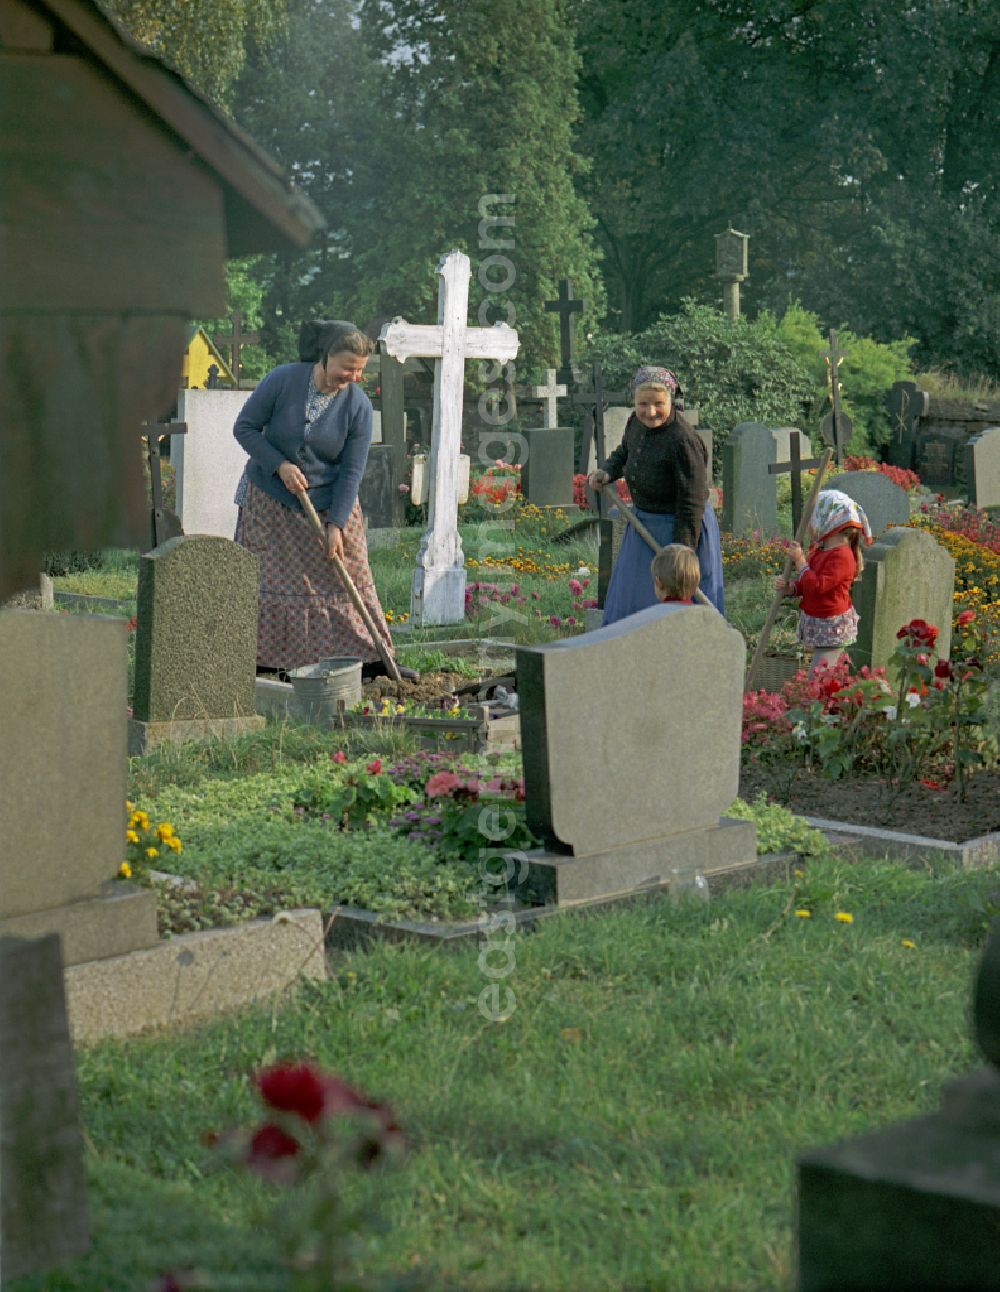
top-left (722, 421), bottom-right (777, 536)
top-left (826, 470), bottom-right (911, 538)
top-left (521, 427), bottom-right (575, 508)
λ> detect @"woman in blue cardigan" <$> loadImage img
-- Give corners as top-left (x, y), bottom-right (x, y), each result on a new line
top-left (234, 319), bottom-right (403, 678)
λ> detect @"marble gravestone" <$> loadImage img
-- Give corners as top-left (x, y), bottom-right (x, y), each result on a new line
top-left (174, 387), bottom-right (251, 540)
top-left (850, 528), bottom-right (955, 677)
top-left (130, 535), bottom-right (265, 753)
top-left (0, 935), bottom-right (89, 1283)
top-left (0, 613), bottom-right (158, 966)
top-left (965, 426), bottom-right (1000, 511)
top-left (517, 603), bottom-right (755, 904)
top-left (826, 469), bottom-right (910, 538)
top-left (797, 923), bottom-right (1000, 1291)
top-left (722, 422), bottom-right (777, 536)
top-left (380, 250), bottom-right (519, 626)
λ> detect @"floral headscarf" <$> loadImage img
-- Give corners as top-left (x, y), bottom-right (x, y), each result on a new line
top-left (810, 489), bottom-right (873, 544)
top-left (628, 366), bottom-right (680, 398)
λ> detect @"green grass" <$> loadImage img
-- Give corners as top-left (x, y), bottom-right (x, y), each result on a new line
top-left (13, 856), bottom-right (993, 1292)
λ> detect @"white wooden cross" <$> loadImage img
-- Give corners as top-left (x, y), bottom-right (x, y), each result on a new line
top-left (529, 368), bottom-right (567, 429)
top-left (380, 250), bottom-right (519, 626)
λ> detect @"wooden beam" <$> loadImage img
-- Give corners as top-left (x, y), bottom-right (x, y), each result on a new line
top-left (0, 0), bottom-right (53, 49)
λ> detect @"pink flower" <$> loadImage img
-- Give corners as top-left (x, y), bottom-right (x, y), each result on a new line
top-left (956, 609), bottom-right (976, 627)
top-left (548, 615), bottom-right (562, 627)
top-left (566, 616), bottom-right (577, 626)
top-left (569, 578), bottom-right (583, 595)
top-left (331, 750), bottom-right (347, 764)
top-left (425, 770), bottom-right (463, 798)
top-left (531, 591), bottom-right (541, 600)
top-left (398, 483), bottom-right (410, 494)
top-left (367, 758), bottom-right (382, 774)
top-left (510, 584), bottom-right (519, 595)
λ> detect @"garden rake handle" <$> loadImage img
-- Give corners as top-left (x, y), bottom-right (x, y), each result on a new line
top-left (598, 482), bottom-right (713, 609)
top-left (744, 447), bottom-right (833, 694)
top-left (296, 490), bottom-right (403, 684)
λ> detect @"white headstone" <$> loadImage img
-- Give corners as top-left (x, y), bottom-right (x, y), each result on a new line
top-left (529, 368), bottom-right (567, 429)
top-left (380, 250), bottom-right (519, 626)
top-left (174, 388), bottom-right (252, 539)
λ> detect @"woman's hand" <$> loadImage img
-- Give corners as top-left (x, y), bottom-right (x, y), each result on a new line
top-left (587, 470), bottom-right (609, 489)
top-left (277, 461), bottom-right (309, 493)
top-left (327, 526), bottom-right (345, 562)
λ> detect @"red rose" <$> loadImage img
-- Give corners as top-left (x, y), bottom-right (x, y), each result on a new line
top-left (258, 1063), bottom-right (328, 1123)
top-left (934, 660), bottom-right (952, 680)
top-left (956, 609), bottom-right (976, 626)
top-left (331, 750), bottom-right (347, 764)
top-left (367, 758), bottom-right (382, 774)
top-left (248, 1122), bottom-right (300, 1162)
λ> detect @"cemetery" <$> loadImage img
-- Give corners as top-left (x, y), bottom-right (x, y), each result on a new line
top-left (3, 0), bottom-right (1000, 1287)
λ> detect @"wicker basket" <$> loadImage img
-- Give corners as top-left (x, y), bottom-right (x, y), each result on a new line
top-left (748, 652), bottom-right (804, 693)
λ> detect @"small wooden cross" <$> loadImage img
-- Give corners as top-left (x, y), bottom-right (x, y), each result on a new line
top-left (545, 279), bottom-right (585, 387)
top-left (139, 418), bottom-right (187, 549)
top-left (571, 363), bottom-right (627, 515)
top-left (819, 329), bottom-right (851, 466)
top-left (213, 310), bottom-right (261, 386)
top-left (768, 435), bottom-right (823, 533)
top-left (529, 368), bottom-right (567, 428)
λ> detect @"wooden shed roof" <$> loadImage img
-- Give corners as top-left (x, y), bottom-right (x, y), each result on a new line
top-left (23, 0), bottom-right (325, 256)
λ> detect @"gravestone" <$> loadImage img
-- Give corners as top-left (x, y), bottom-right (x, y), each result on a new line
top-left (130, 535), bottom-right (265, 753)
top-left (916, 425), bottom-right (967, 491)
top-left (528, 368), bottom-right (567, 429)
top-left (412, 453), bottom-right (470, 506)
top-left (850, 527), bottom-right (954, 676)
top-left (521, 427), bottom-right (575, 508)
top-left (721, 422), bottom-right (777, 536)
top-left (358, 443), bottom-right (402, 528)
top-left (886, 380), bottom-right (930, 472)
top-left (0, 613), bottom-right (158, 965)
top-left (826, 469), bottom-right (911, 538)
top-left (380, 250), bottom-right (519, 625)
top-left (966, 426), bottom-right (1000, 510)
top-left (771, 427), bottom-right (811, 468)
top-left (797, 922), bottom-right (1000, 1291)
top-left (0, 935), bottom-right (89, 1283)
top-left (517, 603), bottom-right (755, 903)
top-left (174, 386), bottom-right (253, 539)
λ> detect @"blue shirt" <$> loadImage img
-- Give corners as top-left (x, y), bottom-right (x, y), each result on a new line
top-left (233, 362), bottom-right (372, 529)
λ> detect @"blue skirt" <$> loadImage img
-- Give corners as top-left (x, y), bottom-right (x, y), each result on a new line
top-left (602, 505), bottom-right (725, 624)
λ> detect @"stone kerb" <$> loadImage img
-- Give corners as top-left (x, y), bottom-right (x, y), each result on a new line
top-left (850, 527), bottom-right (955, 675)
top-left (826, 469), bottom-right (911, 538)
top-left (0, 612), bottom-right (158, 963)
top-left (175, 387), bottom-right (252, 540)
top-left (519, 603), bottom-right (745, 854)
top-left (132, 535), bottom-right (260, 723)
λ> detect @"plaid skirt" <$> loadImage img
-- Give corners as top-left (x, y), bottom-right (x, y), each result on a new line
top-left (234, 481), bottom-right (395, 671)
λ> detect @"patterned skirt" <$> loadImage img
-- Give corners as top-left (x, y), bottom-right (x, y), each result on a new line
top-left (234, 481), bottom-right (395, 671)
top-left (797, 607), bottom-right (859, 649)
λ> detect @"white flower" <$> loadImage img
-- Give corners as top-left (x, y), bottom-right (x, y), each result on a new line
top-left (906, 691), bottom-right (921, 707)
top-left (884, 706), bottom-right (897, 721)
top-left (792, 722), bottom-right (808, 744)
top-left (575, 565), bottom-right (591, 578)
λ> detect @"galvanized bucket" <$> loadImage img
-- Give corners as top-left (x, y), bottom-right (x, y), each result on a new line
top-left (288, 657), bottom-right (363, 721)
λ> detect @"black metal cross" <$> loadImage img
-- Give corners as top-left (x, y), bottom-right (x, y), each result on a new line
top-left (138, 419), bottom-right (187, 550)
top-left (213, 310), bottom-right (261, 387)
top-left (571, 362), bottom-right (627, 516)
top-left (768, 435), bottom-right (823, 533)
top-left (819, 329), bottom-right (852, 466)
top-left (545, 279), bottom-right (586, 387)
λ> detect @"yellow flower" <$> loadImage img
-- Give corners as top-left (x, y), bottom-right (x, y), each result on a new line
top-left (834, 911), bottom-right (854, 923)
top-left (167, 837), bottom-right (182, 853)
top-left (156, 822), bottom-right (174, 842)
top-left (793, 867), bottom-right (804, 878)
top-left (119, 861), bottom-right (132, 879)
top-left (126, 829), bottom-right (139, 845)
top-left (145, 846), bottom-right (159, 859)
top-left (131, 810), bottom-right (149, 830)
top-left (901, 938), bottom-right (916, 950)
top-left (794, 909), bottom-right (812, 919)
top-left (126, 800), bottom-right (135, 813)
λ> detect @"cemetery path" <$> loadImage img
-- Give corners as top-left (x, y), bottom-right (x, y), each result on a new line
top-left (739, 762), bottom-right (1000, 843)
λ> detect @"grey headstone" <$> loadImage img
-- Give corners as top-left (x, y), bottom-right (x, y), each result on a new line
top-left (966, 426), bottom-right (1000, 510)
top-left (850, 528), bottom-right (955, 677)
top-left (0, 613), bottom-right (157, 965)
top-left (771, 426), bottom-right (811, 467)
top-left (721, 422), bottom-right (776, 536)
top-left (915, 424), bottom-right (967, 491)
top-left (0, 935), bottom-right (89, 1282)
top-left (358, 443), bottom-right (402, 527)
top-left (521, 427), bottom-right (575, 508)
top-left (133, 535), bottom-right (259, 722)
top-left (518, 603), bottom-right (745, 854)
top-left (826, 470), bottom-right (911, 538)
top-left (797, 924), bottom-right (1000, 1292)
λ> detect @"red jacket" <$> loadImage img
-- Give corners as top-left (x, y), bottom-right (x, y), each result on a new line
top-left (791, 544), bottom-right (857, 617)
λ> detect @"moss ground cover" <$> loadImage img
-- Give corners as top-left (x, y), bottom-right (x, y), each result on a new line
top-left (13, 856), bottom-right (994, 1292)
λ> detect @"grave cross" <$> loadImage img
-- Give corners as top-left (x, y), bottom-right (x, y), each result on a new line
top-left (768, 436), bottom-right (824, 533)
top-left (819, 329), bottom-right (852, 466)
top-left (529, 368), bottom-right (568, 428)
top-left (213, 310), bottom-right (261, 387)
top-left (380, 249), bottom-right (518, 625)
top-left (545, 279), bottom-right (585, 387)
top-left (138, 418), bottom-right (187, 549)
top-left (572, 362), bottom-right (627, 515)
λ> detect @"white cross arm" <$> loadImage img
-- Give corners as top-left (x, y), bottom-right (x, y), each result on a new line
top-left (462, 324), bottom-right (519, 362)
top-left (379, 320), bottom-right (443, 363)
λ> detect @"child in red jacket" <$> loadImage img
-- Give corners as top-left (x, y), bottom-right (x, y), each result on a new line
top-left (776, 490), bottom-right (873, 676)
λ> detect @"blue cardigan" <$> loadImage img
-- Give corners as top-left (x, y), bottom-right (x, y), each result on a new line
top-left (233, 363), bottom-right (372, 529)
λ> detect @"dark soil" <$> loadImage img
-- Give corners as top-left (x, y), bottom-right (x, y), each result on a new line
top-left (739, 760), bottom-right (1000, 842)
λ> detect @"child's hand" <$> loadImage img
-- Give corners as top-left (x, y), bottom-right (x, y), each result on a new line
top-left (787, 541), bottom-right (805, 570)
top-left (775, 576), bottom-right (789, 594)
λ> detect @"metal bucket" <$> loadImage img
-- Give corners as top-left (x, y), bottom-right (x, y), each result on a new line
top-left (288, 657), bottom-right (363, 720)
